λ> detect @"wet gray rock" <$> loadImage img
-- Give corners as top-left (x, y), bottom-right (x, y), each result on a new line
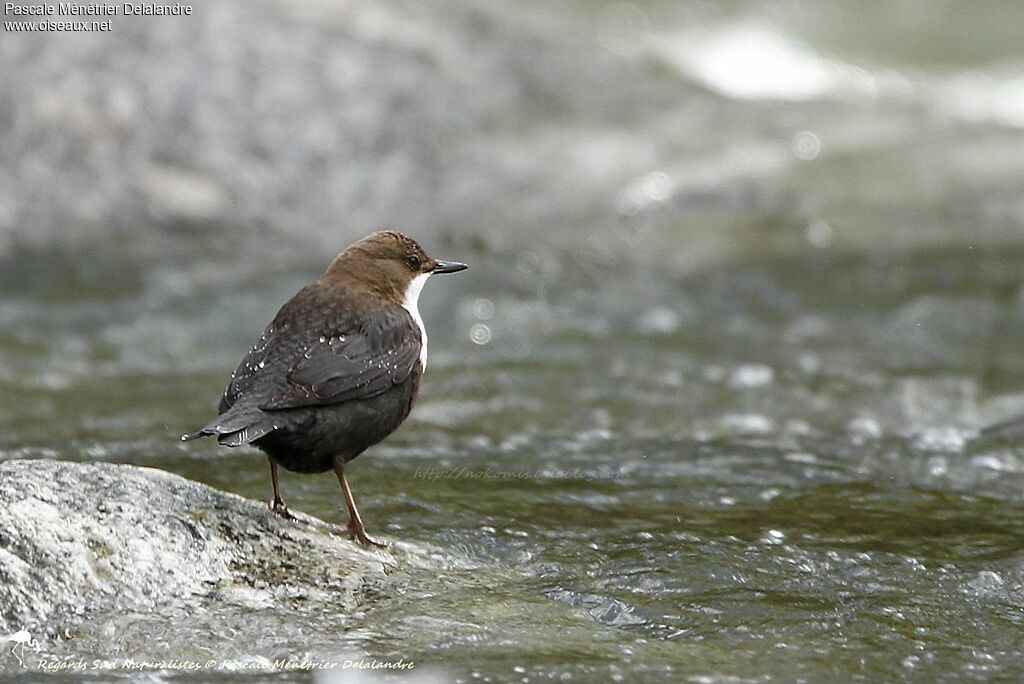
top-left (0, 459), bottom-right (392, 641)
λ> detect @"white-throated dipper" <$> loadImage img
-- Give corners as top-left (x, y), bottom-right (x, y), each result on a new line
top-left (183, 231), bottom-right (467, 546)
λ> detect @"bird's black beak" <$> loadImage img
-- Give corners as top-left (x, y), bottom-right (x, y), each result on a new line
top-left (433, 260), bottom-right (468, 274)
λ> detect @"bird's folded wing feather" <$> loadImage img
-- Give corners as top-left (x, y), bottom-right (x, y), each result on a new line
top-left (258, 305), bottom-right (422, 410)
top-left (218, 321), bottom-right (280, 413)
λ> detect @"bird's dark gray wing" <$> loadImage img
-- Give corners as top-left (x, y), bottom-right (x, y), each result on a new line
top-left (218, 320), bottom-right (282, 414)
top-left (259, 305), bottom-right (422, 410)
top-left (183, 317), bottom-right (290, 445)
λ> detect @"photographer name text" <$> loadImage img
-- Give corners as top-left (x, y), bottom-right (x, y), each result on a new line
top-left (6, 3), bottom-right (191, 15)
top-left (4, 2), bottom-right (191, 30)
top-left (36, 657), bottom-right (416, 673)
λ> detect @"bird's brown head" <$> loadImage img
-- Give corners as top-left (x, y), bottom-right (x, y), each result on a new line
top-left (324, 230), bottom-right (467, 304)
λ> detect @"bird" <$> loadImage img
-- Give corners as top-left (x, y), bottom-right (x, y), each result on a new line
top-left (183, 231), bottom-right (467, 546)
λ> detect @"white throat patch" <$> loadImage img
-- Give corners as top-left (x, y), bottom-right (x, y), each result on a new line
top-left (402, 273), bottom-right (431, 370)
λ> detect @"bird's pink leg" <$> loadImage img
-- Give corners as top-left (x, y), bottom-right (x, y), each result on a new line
top-left (267, 457), bottom-right (296, 520)
top-left (333, 458), bottom-right (385, 548)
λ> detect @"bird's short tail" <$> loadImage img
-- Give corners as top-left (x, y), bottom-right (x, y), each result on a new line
top-left (181, 405), bottom-right (277, 447)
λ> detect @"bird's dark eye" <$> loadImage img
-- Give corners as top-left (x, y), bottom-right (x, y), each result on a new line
top-left (407, 255), bottom-right (421, 269)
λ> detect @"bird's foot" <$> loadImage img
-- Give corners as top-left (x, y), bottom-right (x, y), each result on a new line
top-left (269, 499), bottom-right (297, 521)
top-left (347, 519), bottom-right (386, 548)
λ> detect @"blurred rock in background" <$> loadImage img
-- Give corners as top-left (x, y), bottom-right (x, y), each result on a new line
top-left (3, 0), bottom-right (1023, 282)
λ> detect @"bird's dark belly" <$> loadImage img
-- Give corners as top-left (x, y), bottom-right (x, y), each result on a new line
top-left (253, 375), bottom-right (419, 473)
